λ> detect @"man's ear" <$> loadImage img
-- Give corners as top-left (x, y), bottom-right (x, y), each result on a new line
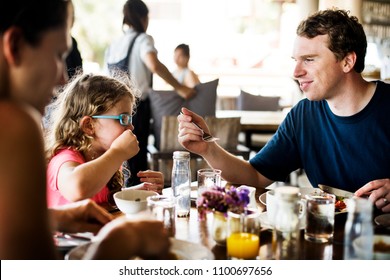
top-left (342, 52), bottom-right (357, 73)
top-left (80, 116), bottom-right (95, 136)
top-left (2, 27), bottom-right (24, 66)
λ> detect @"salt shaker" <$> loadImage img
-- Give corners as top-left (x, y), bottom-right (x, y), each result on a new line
top-left (272, 186), bottom-right (304, 260)
top-left (343, 197), bottom-right (373, 260)
top-left (171, 151), bottom-right (191, 217)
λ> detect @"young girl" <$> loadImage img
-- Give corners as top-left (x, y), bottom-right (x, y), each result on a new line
top-left (172, 44), bottom-right (200, 88)
top-left (45, 73), bottom-right (164, 208)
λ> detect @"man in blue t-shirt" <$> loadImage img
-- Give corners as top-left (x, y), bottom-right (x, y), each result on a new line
top-left (177, 9), bottom-right (390, 213)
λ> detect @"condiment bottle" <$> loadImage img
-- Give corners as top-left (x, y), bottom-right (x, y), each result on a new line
top-left (343, 197), bottom-right (373, 260)
top-left (171, 151), bottom-right (191, 217)
top-left (272, 186), bottom-right (304, 260)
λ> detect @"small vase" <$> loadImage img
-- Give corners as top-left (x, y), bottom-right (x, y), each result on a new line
top-left (212, 211), bottom-right (227, 246)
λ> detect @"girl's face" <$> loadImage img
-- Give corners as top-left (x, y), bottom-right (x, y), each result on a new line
top-left (91, 96), bottom-right (133, 155)
top-left (174, 49), bottom-right (189, 68)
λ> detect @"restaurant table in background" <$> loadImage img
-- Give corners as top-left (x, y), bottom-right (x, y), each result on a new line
top-left (216, 110), bottom-right (288, 149)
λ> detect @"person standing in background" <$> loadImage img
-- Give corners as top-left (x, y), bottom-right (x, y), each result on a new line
top-left (172, 43), bottom-right (200, 88)
top-left (104, 0), bottom-right (195, 186)
top-left (66, 6), bottom-right (82, 79)
top-left (66, 36), bottom-right (83, 79)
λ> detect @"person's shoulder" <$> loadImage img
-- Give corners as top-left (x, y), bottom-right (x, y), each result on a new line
top-left (0, 102), bottom-right (41, 134)
top-left (50, 147), bottom-right (85, 166)
top-left (139, 32), bottom-right (153, 41)
top-left (0, 102), bottom-right (42, 148)
top-left (138, 33), bottom-right (155, 47)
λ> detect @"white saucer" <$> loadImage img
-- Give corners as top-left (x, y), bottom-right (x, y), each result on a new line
top-left (65, 238), bottom-right (214, 260)
top-left (259, 193), bottom-right (267, 205)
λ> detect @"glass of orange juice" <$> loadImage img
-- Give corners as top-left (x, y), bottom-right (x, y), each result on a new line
top-left (227, 209), bottom-right (260, 260)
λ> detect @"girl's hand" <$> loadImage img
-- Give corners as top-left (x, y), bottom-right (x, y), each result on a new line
top-left (137, 170), bottom-right (164, 194)
top-left (111, 130), bottom-right (140, 161)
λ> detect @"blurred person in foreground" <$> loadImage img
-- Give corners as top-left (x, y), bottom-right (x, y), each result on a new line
top-left (104, 0), bottom-right (195, 186)
top-left (172, 43), bottom-right (200, 88)
top-left (178, 9), bottom-right (390, 213)
top-left (0, 0), bottom-right (169, 259)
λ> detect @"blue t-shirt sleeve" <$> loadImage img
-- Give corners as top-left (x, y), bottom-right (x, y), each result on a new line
top-left (249, 109), bottom-right (302, 182)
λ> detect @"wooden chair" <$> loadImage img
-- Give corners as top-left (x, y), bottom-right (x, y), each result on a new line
top-left (148, 79), bottom-right (219, 186)
top-left (237, 89), bottom-right (281, 151)
top-left (148, 116), bottom-right (250, 187)
top-left (149, 79), bottom-right (218, 149)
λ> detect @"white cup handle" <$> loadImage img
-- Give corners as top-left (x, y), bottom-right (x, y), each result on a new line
top-left (298, 200), bottom-right (306, 219)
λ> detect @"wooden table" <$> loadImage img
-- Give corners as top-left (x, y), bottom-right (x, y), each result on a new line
top-left (91, 188), bottom-right (390, 260)
top-left (171, 190), bottom-right (390, 260)
top-left (216, 110), bottom-right (288, 148)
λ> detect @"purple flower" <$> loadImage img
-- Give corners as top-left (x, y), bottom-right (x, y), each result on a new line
top-left (197, 185), bottom-right (250, 220)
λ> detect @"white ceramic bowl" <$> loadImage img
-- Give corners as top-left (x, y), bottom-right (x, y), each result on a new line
top-left (353, 235), bottom-right (390, 260)
top-left (114, 189), bottom-right (158, 214)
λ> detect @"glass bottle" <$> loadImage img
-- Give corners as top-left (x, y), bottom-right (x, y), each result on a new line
top-left (343, 197), bottom-right (373, 260)
top-left (171, 151), bottom-right (191, 217)
top-left (272, 186), bottom-right (304, 260)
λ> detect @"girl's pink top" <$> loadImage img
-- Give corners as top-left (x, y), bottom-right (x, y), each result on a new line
top-left (47, 148), bottom-right (110, 207)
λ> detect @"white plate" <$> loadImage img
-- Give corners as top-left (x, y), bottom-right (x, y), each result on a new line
top-left (65, 238), bottom-right (214, 260)
top-left (163, 181), bottom-right (228, 201)
top-left (54, 233), bottom-right (93, 251)
top-left (170, 238), bottom-right (214, 260)
top-left (163, 181), bottom-right (198, 200)
top-left (259, 212), bottom-right (306, 230)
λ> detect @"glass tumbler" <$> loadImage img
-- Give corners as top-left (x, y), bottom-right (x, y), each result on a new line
top-left (226, 209), bottom-right (260, 260)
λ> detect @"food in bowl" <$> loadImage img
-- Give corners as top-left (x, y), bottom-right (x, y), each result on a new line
top-left (374, 240), bottom-right (390, 253)
top-left (373, 235), bottom-right (390, 259)
top-left (113, 189), bottom-right (158, 215)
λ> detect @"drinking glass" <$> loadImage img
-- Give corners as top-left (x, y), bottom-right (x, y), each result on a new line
top-left (197, 169), bottom-right (221, 197)
top-left (147, 195), bottom-right (176, 237)
top-left (226, 209), bottom-right (260, 260)
top-left (304, 191), bottom-right (335, 243)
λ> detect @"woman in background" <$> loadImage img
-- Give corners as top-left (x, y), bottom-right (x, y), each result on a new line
top-left (104, 0), bottom-right (195, 186)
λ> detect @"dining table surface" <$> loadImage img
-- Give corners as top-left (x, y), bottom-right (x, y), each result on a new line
top-left (105, 186), bottom-right (390, 260)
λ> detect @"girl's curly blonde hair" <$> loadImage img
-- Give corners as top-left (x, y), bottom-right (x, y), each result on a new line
top-left (45, 71), bottom-right (141, 204)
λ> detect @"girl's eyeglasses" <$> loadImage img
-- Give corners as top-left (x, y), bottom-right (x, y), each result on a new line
top-left (92, 114), bottom-right (132, 126)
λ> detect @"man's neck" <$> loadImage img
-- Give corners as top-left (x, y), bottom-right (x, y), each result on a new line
top-left (326, 78), bottom-right (376, 117)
